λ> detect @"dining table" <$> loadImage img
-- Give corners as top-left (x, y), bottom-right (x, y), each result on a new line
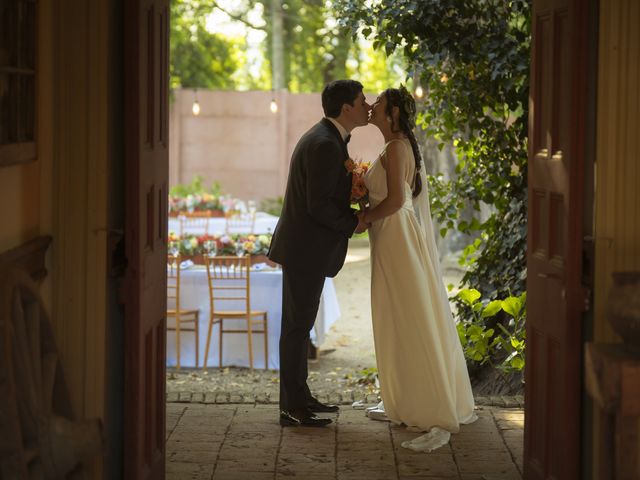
top-left (168, 212), bottom-right (279, 236)
top-left (166, 264), bottom-right (340, 369)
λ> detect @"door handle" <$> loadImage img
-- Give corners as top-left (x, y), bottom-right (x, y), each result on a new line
top-left (106, 230), bottom-right (127, 278)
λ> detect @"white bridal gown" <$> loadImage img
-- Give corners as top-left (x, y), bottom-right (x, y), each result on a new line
top-left (364, 138), bottom-right (477, 452)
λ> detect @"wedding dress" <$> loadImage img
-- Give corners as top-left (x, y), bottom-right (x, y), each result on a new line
top-left (363, 138), bottom-right (477, 452)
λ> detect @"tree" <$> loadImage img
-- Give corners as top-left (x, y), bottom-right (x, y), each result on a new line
top-left (347, 39), bottom-right (406, 93)
top-left (170, 0), bottom-right (407, 93)
top-left (338, 1), bottom-right (531, 325)
top-left (259, 0), bottom-right (355, 92)
top-left (170, 0), bottom-right (247, 89)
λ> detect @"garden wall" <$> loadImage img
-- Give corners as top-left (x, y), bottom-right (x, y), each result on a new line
top-left (169, 89), bottom-right (387, 202)
top-left (169, 89), bottom-right (477, 259)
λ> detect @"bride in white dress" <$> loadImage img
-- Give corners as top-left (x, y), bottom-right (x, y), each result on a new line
top-left (360, 86), bottom-right (477, 452)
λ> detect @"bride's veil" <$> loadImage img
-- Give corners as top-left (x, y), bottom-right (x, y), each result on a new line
top-left (412, 162), bottom-right (442, 277)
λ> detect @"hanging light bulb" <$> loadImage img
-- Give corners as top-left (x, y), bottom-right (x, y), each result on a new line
top-left (415, 85), bottom-right (424, 99)
top-left (270, 98), bottom-right (278, 114)
top-left (191, 89), bottom-right (200, 116)
top-left (192, 100), bottom-right (201, 116)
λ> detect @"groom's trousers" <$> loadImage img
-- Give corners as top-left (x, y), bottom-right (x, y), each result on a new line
top-left (279, 265), bottom-right (326, 411)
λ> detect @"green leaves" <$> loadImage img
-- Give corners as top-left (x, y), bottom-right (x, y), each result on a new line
top-left (482, 300), bottom-right (503, 318)
top-left (454, 290), bottom-right (527, 373)
top-left (170, 0), bottom-right (246, 90)
top-left (510, 357), bottom-right (525, 371)
top-left (337, 0), bottom-right (531, 319)
top-left (502, 295), bottom-right (524, 320)
top-left (169, 175), bottom-right (222, 197)
top-left (457, 323), bottom-right (495, 363)
top-left (458, 288), bottom-right (481, 306)
top-left (338, 0), bottom-right (531, 376)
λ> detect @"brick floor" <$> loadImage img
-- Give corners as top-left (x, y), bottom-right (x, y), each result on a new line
top-left (166, 403), bottom-right (524, 480)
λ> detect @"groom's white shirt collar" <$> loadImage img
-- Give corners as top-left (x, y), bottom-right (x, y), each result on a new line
top-left (326, 117), bottom-right (349, 142)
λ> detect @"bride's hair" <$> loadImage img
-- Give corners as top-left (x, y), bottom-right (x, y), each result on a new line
top-left (383, 85), bottom-right (422, 198)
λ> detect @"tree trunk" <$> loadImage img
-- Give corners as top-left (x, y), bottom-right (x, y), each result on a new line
top-left (270, 0), bottom-right (285, 90)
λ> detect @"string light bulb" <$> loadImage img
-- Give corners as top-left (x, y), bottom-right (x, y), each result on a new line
top-left (191, 89), bottom-right (200, 116)
top-left (415, 85), bottom-right (424, 99)
top-left (270, 98), bottom-right (278, 114)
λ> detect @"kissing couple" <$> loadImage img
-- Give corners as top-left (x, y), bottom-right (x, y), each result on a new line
top-left (268, 79), bottom-right (477, 452)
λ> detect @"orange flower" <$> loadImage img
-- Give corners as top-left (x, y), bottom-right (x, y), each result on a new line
top-left (344, 158), bottom-right (357, 175)
top-left (347, 158), bottom-right (370, 204)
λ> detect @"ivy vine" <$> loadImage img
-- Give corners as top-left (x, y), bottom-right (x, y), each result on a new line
top-left (338, 0), bottom-right (531, 375)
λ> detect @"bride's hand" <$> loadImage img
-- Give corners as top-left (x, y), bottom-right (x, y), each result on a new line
top-left (355, 212), bottom-right (369, 233)
top-left (357, 211), bottom-right (372, 229)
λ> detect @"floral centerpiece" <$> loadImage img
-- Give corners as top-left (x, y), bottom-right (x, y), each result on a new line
top-left (168, 232), bottom-right (274, 265)
top-left (169, 192), bottom-right (225, 217)
top-left (169, 176), bottom-right (225, 217)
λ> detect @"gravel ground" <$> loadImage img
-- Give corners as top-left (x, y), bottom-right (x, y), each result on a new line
top-left (166, 237), bottom-right (496, 404)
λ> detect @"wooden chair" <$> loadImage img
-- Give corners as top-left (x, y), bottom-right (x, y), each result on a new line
top-left (225, 212), bottom-right (256, 234)
top-left (203, 255), bottom-right (268, 371)
top-left (179, 215), bottom-right (209, 237)
top-left (166, 254), bottom-right (199, 369)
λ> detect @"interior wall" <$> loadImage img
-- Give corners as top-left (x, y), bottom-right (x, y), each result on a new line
top-left (592, 0), bottom-right (640, 477)
top-left (0, 162), bottom-right (40, 251)
top-left (593, 0), bottom-right (640, 342)
top-left (0, 0), bottom-right (55, 306)
top-left (50, 0), bottom-right (117, 477)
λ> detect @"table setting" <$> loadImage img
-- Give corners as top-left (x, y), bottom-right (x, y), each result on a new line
top-left (166, 260), bottom-right (340, 370)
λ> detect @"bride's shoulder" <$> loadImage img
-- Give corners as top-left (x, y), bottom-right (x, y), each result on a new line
top-left (380, 139), bottom-right (412, 169)
top-left (383, 138), bottom-right (410, 158)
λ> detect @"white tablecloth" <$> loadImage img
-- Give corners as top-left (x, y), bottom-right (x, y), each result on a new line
top-left (168, 212), bottom-right (279, 236)
top-left (166, 267), bottom-right (340, 369)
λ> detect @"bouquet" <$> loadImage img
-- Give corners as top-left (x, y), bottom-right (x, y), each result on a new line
top-left (344, 157), bottom-right (370, 209)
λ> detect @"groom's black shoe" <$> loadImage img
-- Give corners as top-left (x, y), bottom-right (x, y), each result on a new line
top-left (280, 408), bottom-right (332, 427)
top-left (306, 398), bottom-right (339, 413)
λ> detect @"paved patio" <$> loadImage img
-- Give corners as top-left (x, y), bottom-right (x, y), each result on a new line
top-left (166, 403), bottom-right (524, 480)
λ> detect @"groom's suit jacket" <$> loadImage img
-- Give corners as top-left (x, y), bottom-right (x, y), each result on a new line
top-left (268, 118), bottom-right (358, 278)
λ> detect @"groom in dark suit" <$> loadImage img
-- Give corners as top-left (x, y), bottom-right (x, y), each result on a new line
top-left (268, 80), bottom-right (370, 426)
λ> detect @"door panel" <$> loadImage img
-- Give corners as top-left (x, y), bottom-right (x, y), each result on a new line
top-left (124, 0), bottom-right (169, 478)
top-left (525, 0), bottom-right (589, 479)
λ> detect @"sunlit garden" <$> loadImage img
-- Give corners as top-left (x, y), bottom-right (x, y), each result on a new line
top-left (166, 0), bottom-right (531, 397)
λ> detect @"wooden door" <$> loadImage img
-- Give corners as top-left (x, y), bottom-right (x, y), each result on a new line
top-left (123, 0), bottom-right (170, 478)
top-left (525, 0), bottom-right (590, 478)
